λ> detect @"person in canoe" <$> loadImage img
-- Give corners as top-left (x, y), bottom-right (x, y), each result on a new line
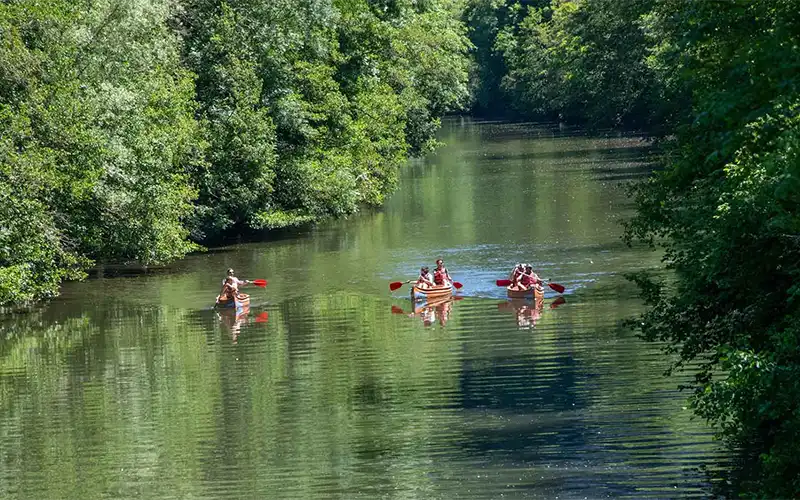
top-left (222, 268), bottom-right (250, 288)
top-left (217, 276), bottom-right (240, 303)
top-left (509, 263), bottom-right (526, 290)
top-left (433, 258), bottom-right (452, 287)
top-left (218, 268), bottom-right (253, 299)
top-left (521, 265), bottom-right (544, 292)
top-left (415, 266), bottom-right (434, 289)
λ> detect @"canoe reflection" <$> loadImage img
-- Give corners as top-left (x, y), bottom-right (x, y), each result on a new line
top-left (392, 296), bottom-right (456, 327)
top-left (497, 298), bottom-right (544, 329)
top-left (216, 304), bottom-right (251, 343)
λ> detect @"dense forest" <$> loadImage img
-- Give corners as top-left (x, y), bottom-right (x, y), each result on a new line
top-left (0, 0), bottom-right (470, 305)
top-left (2, 0), bottom-right (799, 495)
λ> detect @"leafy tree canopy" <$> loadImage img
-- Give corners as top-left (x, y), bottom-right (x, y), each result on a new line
top-left (0, 0), bottom-right (470, 305)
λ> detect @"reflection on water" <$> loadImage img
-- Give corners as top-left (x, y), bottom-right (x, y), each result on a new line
top-left (497, 298), bottom-right (544, 329)
top-left (215, 305), bottom-right (270, 344)
top-left (0, 119), bottom-right (726, 499)
top-left (392, 296), bottom-right (459, 327)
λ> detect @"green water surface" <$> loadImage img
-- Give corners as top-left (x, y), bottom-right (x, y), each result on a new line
top-left (0, 120), bottom-right (724, 499)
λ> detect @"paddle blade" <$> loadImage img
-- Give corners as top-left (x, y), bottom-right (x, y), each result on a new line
top-left (548, 282), bottom-right (566, 294)
top-left (453, 281), bottom-right (463, 289)
top-left (255, 311), bottom-right (269, 323)
top-left (389, 281), bottom-right (405, 291)
top-left (391, 305), bottom-right (405, 315)
top-left (252, 279), bottom-right (268, 287)
top-left (550, 296), bottom-right (566, 309)
top-left (496, 279), bottom-right (512, 287)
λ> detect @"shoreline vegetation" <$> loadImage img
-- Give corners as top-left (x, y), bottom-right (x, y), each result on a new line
top-left (0, 0), bottom-right (471, 306)
top-left (2, 0), bottom-right (799, 495)
top-left (465, 0), bottom-right (798, 495)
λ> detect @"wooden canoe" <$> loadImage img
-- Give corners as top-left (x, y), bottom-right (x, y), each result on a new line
top-left (506, 285), bottom-right (544, 301)
top-left (215, 293), bottom-right (250, 309)
top-left (410, 284), bottom-right (453, 301)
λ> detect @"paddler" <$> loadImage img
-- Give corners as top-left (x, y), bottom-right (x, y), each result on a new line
top-left (416, 266), bottom-right (434, 289)
top-left (521, 265), bottom-right (543, 291)
top-left (433, 258), bottom-right (452, 287)
top-left (222, 268), bottom-right (250, 288)
top-left (217, 276), bottom-right (239, 302)
top-left (510, 263), bottom-right (526, 290)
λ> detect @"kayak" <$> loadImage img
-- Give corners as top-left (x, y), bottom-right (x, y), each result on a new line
top-left (215, 293), bottom-right (250, 309)
top-left (410, 284), bottom-right (453, 301)
top-left (506, 285), bottom-right (544, 301)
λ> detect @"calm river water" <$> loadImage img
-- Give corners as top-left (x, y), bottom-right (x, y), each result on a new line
top-left (0, 120), bottom-right (725, 498)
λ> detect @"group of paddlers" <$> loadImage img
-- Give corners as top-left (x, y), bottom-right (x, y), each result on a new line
top-left (414, 258), bottom-right (453, 289)
top-left (508, 263), bottom-right (543, 292)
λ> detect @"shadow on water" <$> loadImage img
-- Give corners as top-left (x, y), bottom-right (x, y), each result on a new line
top-left (474, 145), bottom-right (655, 163)
top-left (698, 437), bottom-right (773, 498)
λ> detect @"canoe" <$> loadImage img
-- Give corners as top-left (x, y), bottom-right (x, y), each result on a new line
top-left (215, 293), bottom-right (250, 309)
top-left (506, 285), bottom-right (544, 301)
top-left (410, 284), bottom-right (453, 301)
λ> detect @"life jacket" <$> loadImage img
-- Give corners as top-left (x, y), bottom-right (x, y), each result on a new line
top-left (433, 269), bottom-right (445, 285)
top-left (521, 273), bottom-right (533, 286)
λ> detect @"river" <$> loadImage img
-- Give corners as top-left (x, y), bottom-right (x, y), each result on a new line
top-left (0, 119), bottom-right (725, 498)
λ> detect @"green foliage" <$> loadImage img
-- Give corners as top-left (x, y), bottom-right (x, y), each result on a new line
top-left (465, 0), bottom-right (669, 128)
top-left (625, 0), bottom-right (800, 495)
top-left (0, 0), bottom-right (470, 304)
top-left (0, 0), bottom-right (203, 305)
top-left (0, 178), bottom-right (88, 306)
top-left (506, 0), bottom-right (661, 127)
top-left (462, 0), bottom-right (539, 116)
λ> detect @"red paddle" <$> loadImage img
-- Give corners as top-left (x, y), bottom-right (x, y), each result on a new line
top-left (496, 278), bottom-right (565, 293)
top-left (255, 311), bottom-right (269, 322)
top-left (250, 279), bottom-right (268, 287)
top-left (550, 296), bottom-right (566, 309)
top-left (389, 280), bottom-right (410, 291)
top-left (391, 280), bottom-right (462, 291)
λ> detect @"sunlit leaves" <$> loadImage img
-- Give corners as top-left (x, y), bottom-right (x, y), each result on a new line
top-left (0, 0), bottom-right (469, 304)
